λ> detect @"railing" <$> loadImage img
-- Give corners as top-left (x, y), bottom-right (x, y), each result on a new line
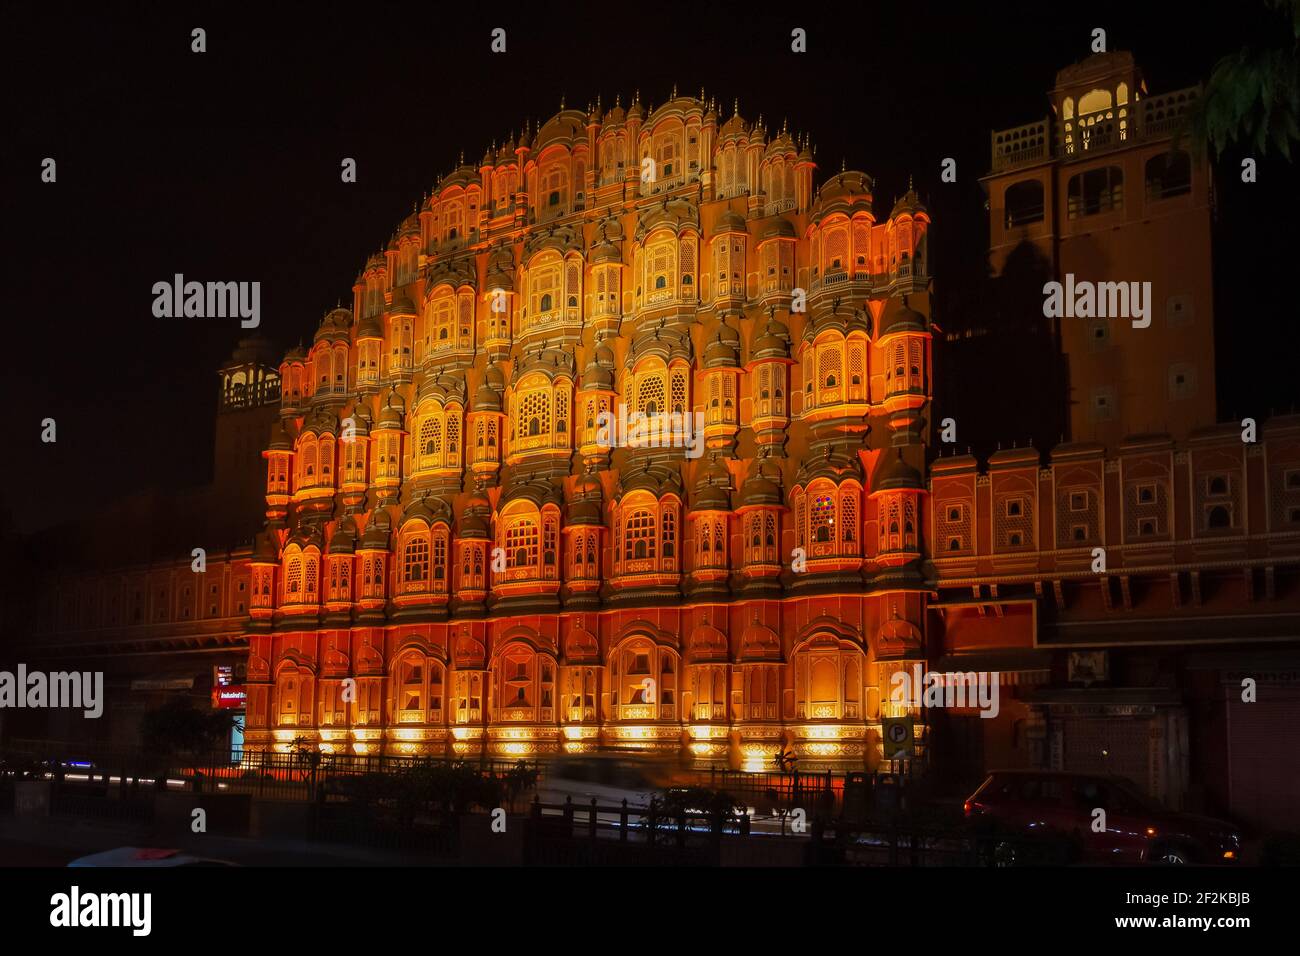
top-left (991, 87), bottom-right (1200, 171)
top-left (991, 118), bottom-right (1051, 171)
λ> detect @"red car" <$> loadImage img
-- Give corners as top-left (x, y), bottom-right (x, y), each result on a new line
top-left (964, 770), bottom-right (1242, 865)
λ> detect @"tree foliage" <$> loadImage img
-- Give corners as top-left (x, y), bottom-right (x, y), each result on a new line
top-left (139, 696), bottom-right (238, 756)
top-left (1188, 0), bottom-right (1300, 159)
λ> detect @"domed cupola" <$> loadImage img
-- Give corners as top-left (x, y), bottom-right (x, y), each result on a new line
top-left (875, 294), bottom-right (932, 441)
top-left (279, 343), bottom-right (309, 414)
top-left (703, 328), bottom-right (740, 369)
top-left (735, 455), bottom-right (785, 592)
top-left (371, 389), bottom-right (407, 505)
top-left (328, 516), bottom-right (358, 556)
top-left (691, 454), bottom-right (734, 514)
top-left (338, 404), bottom-right (372, 511)
top-left (263, 420), bottom-right (295, 521)
top-left (567, 470), bottom-right (605, 527)
top-left (352, 510), bottom-right (391, 612)
top-left (751, 309), bottom-right (791, 361)
top-left (387, 292), bottom-right (416, 318)
top-left (249, 528), bottom-right (281, 621)
top-left (563, 469), bottom-right (605, 606)
top-left (360, 511), bottom-right (390, 552)
top-left (377, 388), bottom-right (405, 429)
top-left (474, 378), bottom-right (503, 413)
top-left (870, 448), bottom-right (925, 567)
top-left (701, 318), bottom-right (743, 452)
top-left (469, 365), bottom-right (507, 482)
top-left (789, 444), bottom-right (866, 587)
top-left (885, 177), bottom-right (931, 295)
top-left (687, 453), bottom-right (734, 594)
top-left (577, 335), bottom-right (619, 466)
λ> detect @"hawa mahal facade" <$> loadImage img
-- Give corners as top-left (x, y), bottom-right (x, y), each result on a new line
top-left (21, 56), bottom-right (1300, 831)
top-left (243, 90), bottom-right (937, 769)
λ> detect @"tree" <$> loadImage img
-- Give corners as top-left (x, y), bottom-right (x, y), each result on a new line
top-left (1187, 0), bottom-right (1300, 160)
top-left (140, 696), bottom-right (239, 756)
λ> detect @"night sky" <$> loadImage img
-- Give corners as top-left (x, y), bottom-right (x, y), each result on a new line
top-left (4, 0), bottom-right (1294, 536)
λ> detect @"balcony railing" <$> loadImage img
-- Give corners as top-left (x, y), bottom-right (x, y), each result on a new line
top-left (991, 86), bottom-right (1200, 172)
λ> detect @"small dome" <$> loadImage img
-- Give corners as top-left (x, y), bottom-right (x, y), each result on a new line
top-left (377, 390), bottom-right (405, 428)
top-left (473, 380), bottom-right (502, 412)
top-left (740, 471), bottom-right (782, 507)
top-left (876, 297), bottom-right (927, 339)
top-left (760, 218), bottom-right (797, 240)
top-left (329, 518), bottom-right (358, 554)
top-left (891, 184), bottom-right (927, 219)
top-left (692, 457), bottom-right (733, 512)
top-left (874, 450), bottom-right (923, 491)
top-left (715, 209), bottom-right (747, 233)
top-left (388, 293), bottom-right (417, 316)
top-left (252, 530), bottom-right (279, 563)
top-left (569, 496), bottom-right (603, 528)
top-left (357, 313), bottom-right (383, 339)
top-left (458, 511), bottom-right (489, 537)
top-left (267, 420), bottom-right (292, 451)
top-left (580, 357), bottom-right (614, 391)
top-left (360, 516), bottom-right (390, 550)
top-left (590, 239), bottom-right (623, 264)
top-left (751, 311), bottom-right (791, 361)
top-left (704, 332), bottom-right (740, 368)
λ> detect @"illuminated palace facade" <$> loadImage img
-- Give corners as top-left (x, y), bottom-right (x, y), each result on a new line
top-left (239, 61), bottom-right (1300, 833)
top-left (243, 91), bottom-right (937, 770)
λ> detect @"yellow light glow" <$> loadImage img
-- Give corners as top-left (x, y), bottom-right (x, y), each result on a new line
top-left (805, 725), bottom-right (844, 740)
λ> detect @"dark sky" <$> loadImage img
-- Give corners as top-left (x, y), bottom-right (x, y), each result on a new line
top-left (3, 0), bottom-right (1294, 535)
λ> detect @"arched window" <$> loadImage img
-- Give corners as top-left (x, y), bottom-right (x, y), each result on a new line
top-left (1068, 166), bottom-right (1124, 218)
top-left (610, 637), bottom-right (677, 720)
top-left (514, 380), bottom-right (553, 451)
top-left (395, 652), bottom-right (444, 723)
top-left (284, 550), bottom-right (303, 603)
top-left (527, 253), bottom-right (562, 328)
top-left (501, 506), bottom-right (540, 576)
top-left (1005, 179), bottom-right (1045, 227)
top-left (402, 532), bottom-right (429, 586)
top-left (1145, 150), bottom-right (1191, 200)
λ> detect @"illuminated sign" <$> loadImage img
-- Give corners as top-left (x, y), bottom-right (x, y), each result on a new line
top-left (211, 686), bottom-right (247, 709)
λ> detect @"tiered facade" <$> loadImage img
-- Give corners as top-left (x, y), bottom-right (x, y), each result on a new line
top-left (242, 92), bottom-right (935, 768)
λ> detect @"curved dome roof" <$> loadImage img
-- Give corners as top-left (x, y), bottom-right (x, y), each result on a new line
top-left (692, 457), bottom-right (733, 512)
top-left (873, 449), bottom-right (923, 491)
top-left (715, 209), bottom-right (748, 233)
top-left (388, 293), bottom-right (417, 317)
top-left (875, 297), bottom-right (928, 340)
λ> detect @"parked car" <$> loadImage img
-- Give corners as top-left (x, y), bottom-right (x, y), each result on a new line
top-left (68, 847), bottom-right (240, 867)
top-left (964, 770), bottom-right (1242, 865)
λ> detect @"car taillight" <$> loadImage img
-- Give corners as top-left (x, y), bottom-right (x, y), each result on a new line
top-left (1145, 827), bottom-right (1158, 838)
top-left (1223, 850), bottom-right (1236, 860)
top-left (965, 800), bottom-right (984, 816)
